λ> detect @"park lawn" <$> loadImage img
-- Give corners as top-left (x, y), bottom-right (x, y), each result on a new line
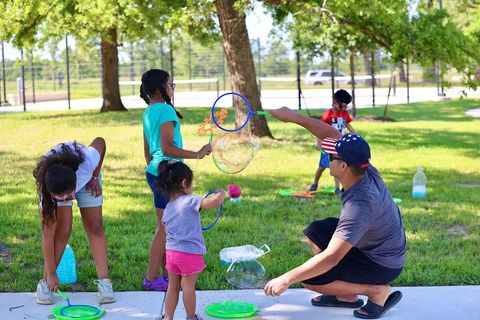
top-left (0, 99), bottom-right (479, 293)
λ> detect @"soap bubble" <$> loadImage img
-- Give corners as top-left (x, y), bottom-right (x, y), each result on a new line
top-left (225, 260), bottom-right (266, 289)
top-left (220, 244), bottom-right (270, 289)
top-left (211, 131), bottom-right (259, 174)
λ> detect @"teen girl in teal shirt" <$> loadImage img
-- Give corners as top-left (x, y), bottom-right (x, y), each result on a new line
top-left (140, 69), bottom-right (211, 291)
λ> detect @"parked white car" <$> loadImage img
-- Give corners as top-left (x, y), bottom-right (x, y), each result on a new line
top-left (304, 69), bottom-right (353, 85)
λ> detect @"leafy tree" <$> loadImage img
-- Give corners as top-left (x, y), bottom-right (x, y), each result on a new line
top-left (440, 0), bottom-right (480, 82)
top-left (267, 0), bottom-right (480, 115)
top-left (0, 1), bottom-right (186, 111)
top-left (167, 0), bottom-right (273, 137)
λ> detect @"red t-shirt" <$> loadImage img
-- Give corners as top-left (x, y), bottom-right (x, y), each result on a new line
top-left (321, 109), bottom-right (352, 133)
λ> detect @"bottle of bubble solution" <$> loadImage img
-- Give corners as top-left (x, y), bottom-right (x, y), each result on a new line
top-left (56, 244), bottom-right (77, 284)
top-left (228, 184), bottom-right (241, 203)
top-left (412, 168), bottom-right (427, 199)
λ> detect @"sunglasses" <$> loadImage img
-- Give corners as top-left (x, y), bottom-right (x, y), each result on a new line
top-left (169, 82), bottom-right (176, 90)
top-left (329, 154), bottom-right (342, 162)
top-left (329, 153), bottom-right (351, 166)
top-left (51, 190), bottom-right (76, 203)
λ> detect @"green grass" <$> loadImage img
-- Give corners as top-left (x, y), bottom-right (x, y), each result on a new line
top-left (0, 99), bottom-right (479, 293)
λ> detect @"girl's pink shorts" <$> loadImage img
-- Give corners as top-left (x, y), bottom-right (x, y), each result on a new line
top-left (165, 250), bottom-right (206, 276)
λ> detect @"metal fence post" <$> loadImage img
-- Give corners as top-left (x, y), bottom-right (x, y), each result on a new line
top-left (188, 41), bottom-right (192, 91)
top-left (21, 49), bottom-right (26, 111)
top-left (330, 53), bottom-right (335, 103)
top-left (130, 42), bottom-right (135, 95)
top-left (406, 58), bottom-right (410, 104)
top-left (257, 38), bottom-right (261, 93)
top-left (371, 51), bottom-right (375, 108)
top-left (438, 0), bottom-right (445, 96)
top-left (393, 73), bottom-right (396, 96)
top-left (31, 50), bottom-right (36, 104)
top-left (169, 34), bottom-right (174, 105)
top-left (160, 39), bottom-right (164, 70)
top-left (65, 36), bottom-right (71, 110)
top-left (221, 47), bottom-right (226, 90)
top-left (2, 43), bottom-right (6, 103)
top-left (296, 51), bottom-right (301, 110)
top-left (169, 35), bottom-right (174, 80)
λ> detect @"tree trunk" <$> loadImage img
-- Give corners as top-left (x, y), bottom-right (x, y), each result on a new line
top-left (214, 0), bottom-right (273, 138)
top-left (397, 62), bottom-right (406, 82)
top-left (100, 27), bottom-right (126, 112)
top-left (349, 50), bottom-right (357, 118)
top-left (362, 51), bottom-right (372, 85)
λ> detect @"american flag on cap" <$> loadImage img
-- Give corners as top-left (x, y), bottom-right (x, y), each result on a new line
top-left (321, 137), bottom-right (338, 155)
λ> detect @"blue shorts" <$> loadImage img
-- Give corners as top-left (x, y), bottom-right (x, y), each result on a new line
top-left (57, 174), bottom-right (103, 208)
top-left (146, 172), bottom-right (169, 209)
top-left (318, 152), bottom-right (330, 169)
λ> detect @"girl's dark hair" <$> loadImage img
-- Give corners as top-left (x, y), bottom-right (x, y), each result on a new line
top-left (156, 160), bottom-right (193, 198)
top-left (140, 69), bottom-right (183, 119)
top-left (33, 142), bottom-right (85, 226)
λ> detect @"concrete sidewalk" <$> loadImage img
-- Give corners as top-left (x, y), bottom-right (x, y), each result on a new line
top-left (1, 286), bottom-right (479, 320)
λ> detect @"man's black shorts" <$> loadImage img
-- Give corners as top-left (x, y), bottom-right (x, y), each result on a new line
top-left (302, 217), bottom-right (403, 286)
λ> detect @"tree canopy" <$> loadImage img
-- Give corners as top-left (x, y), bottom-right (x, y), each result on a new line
top-left (266, 0), bottom-right (480, 88)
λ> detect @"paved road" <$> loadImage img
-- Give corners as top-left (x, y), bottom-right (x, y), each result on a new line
top-left (1, 87), bottom-right (479, 115)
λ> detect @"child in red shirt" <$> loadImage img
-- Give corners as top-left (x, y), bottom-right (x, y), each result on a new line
top-left (310, 90), bottom-right (356, 194)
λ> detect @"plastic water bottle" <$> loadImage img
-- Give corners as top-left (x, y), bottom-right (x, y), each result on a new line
top-left (56, 244), bottom-right (77, 284)
top-left (412, 168), bottom-right (427, 199)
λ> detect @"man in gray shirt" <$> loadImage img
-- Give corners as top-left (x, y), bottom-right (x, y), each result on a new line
top-left (264, 107), bottom-right (406, 320)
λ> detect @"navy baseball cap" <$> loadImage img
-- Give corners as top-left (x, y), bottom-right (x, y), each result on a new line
top-left (321, 134), bottom-right (371, 168)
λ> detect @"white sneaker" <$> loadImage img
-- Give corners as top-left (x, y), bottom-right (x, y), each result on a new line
top-left (35, 279), bottom-right (55, 305)
top-left (94, 278), bottom-right (116, 304)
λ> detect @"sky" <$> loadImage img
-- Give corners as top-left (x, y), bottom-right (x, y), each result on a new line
top-left (2, 3), bottom-right (275, 61)
top-left (246, 2), bottom-right (274, 45)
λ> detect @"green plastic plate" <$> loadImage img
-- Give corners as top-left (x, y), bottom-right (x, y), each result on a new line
top-left (278, 187), bottom-right (336, 196)
top-left (52, 305), bottom-right (105, 320)
top-left (322, 187), bottom-right (336, 194)
top-left (278, 189), bottom-right (296, 196)
top-left (205, 301), bottom-right (257, 319)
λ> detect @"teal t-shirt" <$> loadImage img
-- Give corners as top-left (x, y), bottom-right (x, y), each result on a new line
top-left (143, 102), bottom-right (183, 176)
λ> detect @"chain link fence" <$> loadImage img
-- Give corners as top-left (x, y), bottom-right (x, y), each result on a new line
top-left (0, 37), bottom-right (463, 110)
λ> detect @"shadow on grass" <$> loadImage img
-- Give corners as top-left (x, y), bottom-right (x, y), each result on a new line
top-left (356, 99), bottom-right (480, 122)
top-left (263, 124), bottom-right (480, 159)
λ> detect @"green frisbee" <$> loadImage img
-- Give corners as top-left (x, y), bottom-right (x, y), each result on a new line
top-left (393, 197), bottom-right (402, 204)
top-left (205, 301), bottom-right (257, 319)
